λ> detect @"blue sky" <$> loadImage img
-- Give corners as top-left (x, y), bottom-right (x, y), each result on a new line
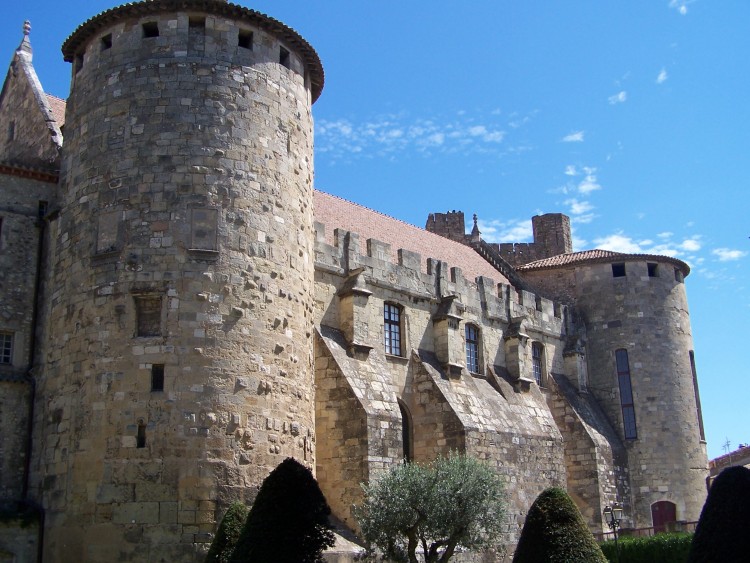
top-left (2, 1), bottom-right (748, 459)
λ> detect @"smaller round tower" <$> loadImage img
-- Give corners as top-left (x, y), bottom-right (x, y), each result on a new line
top-left (519, 251), bottom-right (707, 529)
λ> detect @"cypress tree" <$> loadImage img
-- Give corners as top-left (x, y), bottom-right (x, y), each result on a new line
top-left (688, 465), bottom-right (750, 563)
top-left (513, 487), bottom-right (606, 563)
top-left (205, 501), bottom-right (249, 563)
top-left (230, 458), bottom-right (335, 563)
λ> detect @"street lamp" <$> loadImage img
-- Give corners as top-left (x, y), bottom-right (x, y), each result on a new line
top-left (603, 503), bottom-right (624, 563)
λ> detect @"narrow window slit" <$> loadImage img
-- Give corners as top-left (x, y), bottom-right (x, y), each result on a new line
top-left (151, 364), bottom-right (164, 392)
top-left (136, 420), bottom-right (147, 448)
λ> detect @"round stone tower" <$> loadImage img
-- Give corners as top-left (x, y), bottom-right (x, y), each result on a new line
top-left (33, 1), bottom-right (323, 560)
top-left (520, 252), bottom-right (707, 529)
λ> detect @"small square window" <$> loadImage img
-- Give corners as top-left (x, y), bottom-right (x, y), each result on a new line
top-left (151, 364), bottom-right (165, 392)
top-left (238, 29), bottom-right (253, 49)
top-left (279, 46), bottom-right (290, 68)
top-left (189, 16), bottom-right (206, 29)
top-left (675, 268), bottom-right (684, 283)
top-left (612, 263), bottom-right (626, 278)
top-left (647, 263), bottom-right (658, 277)
top-left (142, 22), bottom-right (159, 38)
top-left (101, 34), bottom-right (112, 50)
top-left (74, 54), bottom-right (84, 73)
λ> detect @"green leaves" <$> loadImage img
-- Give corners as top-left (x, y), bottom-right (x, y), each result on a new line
top-left (355, 452), bottom-right (506, 563)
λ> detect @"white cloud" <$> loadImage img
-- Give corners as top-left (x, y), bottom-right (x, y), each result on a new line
top-left (594, 233), bottom-right (643, 253)
top-left (681, 238), bottom-right (702, 252)
top-left (477, 218), bottom-right (533, 243)
top-left (592, 231), bottom-right (704, 259)
top-left (565, 199), bottom-right (594, 216)
top-left (562, 131), bottom-right (585, 143)
top-left (577, 170), bottom-right (602, 194)
top-left (315, 111), bottom-right (511, 161)
top-left (669, 0), bottom-right (695, 15)
top-left (656, 68), bottom-right (668, 84)
top-left (571, 235), bottom-right (588, 251)
top-left (608, 91), bottom-right (628, 105)
top-left (712, 248), bottom-right (748, 262)
top-left (564, 165), bottom-right (578, 176)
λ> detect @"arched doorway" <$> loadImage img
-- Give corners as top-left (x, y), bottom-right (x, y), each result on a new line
top-left (651, 500), bottom-right (677, 533)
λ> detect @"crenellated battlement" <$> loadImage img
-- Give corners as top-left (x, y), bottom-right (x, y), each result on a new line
top-left (314, 221), bottom-right (566, 337)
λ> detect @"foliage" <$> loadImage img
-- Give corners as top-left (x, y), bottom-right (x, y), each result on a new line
top-left (205, 501), bottom-right (249, 563)
top-left (355, 452), bottom-right (507, 563)
top-left (600, 533), bottom-right (692, 563)
top-left (229, 458), bottom-right (335, 563)
top-left (687, 465), bottom-right (750, 563)
top-left (512, 487), bottom-right (606, 563)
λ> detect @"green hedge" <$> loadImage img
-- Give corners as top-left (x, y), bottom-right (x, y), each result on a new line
top-left (600, 533), bottom-right (692, 563)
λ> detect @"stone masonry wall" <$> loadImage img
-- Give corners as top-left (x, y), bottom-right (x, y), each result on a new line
top-left (548, 373), bottom-right (628, 529)
top-left (314, 223), bottom-right (574, 546)
top-left (0, 174), bottom-right (56, 379)
top-left (0, 381), bottom-right (30, 503)
top-left (32, 6), bottom-right (318, 561)
top-left (494, 214), bottom-right (572, 268)
top-left (315, 327), bottom-right (402, 529)
top-left (569, 260), bottom-right (707, 527)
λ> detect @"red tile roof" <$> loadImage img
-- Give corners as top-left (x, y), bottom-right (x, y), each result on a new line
top-left (45, 94), bottom-right (66, 127)
top-left (313, 190), bottom-right (510, 284)
top-left (517, 249), bottom-right (690, 276)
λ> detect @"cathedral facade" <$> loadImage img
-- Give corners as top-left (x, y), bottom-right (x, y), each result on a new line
top-left (0, 1), bottom-right (707, 561)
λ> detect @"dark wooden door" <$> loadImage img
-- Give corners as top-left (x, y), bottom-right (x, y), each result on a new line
top-left (652, 501), bottom-right (677, 533)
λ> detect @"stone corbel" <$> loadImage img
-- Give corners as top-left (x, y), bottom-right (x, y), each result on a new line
top-left (432, 295), bottom-right (466, 375)
top-left (563, 336), bottom-right (589, 392)
top-left (337, 268), bottom-right (373, 359)
top-left (503, 316), bottom-right (530, 382)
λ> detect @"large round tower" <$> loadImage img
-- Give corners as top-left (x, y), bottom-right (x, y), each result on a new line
top-left (34, 1), bottom-right (323, 560)
top-left (519, 251), bottom-right (708, 529)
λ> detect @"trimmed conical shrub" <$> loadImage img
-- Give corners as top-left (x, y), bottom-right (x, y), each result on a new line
top-left (205, 501), bottom-right (249, 563)
top-left (513, 487), bottom-right (607, 563)
top-left (688, 465), bottom-right (750, 563)
top-left (230, 458), bottom-right (335, 563)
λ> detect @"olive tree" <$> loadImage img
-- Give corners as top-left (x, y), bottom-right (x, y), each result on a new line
top-left (355, 453), bottom-right (506, 563)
